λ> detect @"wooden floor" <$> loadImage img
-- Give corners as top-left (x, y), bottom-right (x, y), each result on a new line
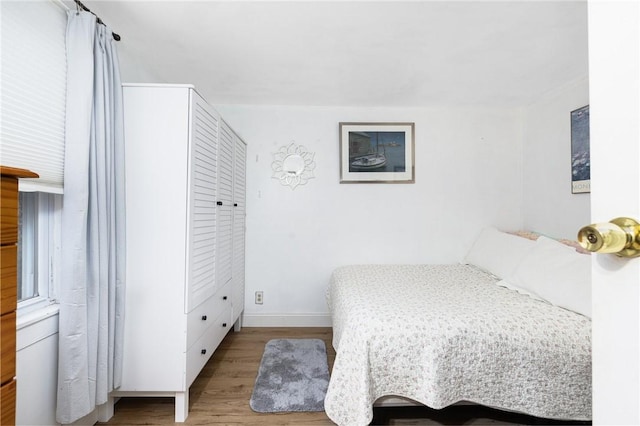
top-left (100, 327), bottom-right (591, 426)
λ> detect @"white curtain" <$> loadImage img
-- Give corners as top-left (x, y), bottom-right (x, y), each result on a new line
top-left (57, 10), bottom-right (126, 424)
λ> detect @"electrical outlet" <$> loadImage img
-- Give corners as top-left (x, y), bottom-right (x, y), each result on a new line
top-left (255, 291), bottom-right (264, 304)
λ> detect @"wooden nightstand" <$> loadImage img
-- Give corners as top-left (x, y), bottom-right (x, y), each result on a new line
top-left (1, 166), bottom-right (38, 426)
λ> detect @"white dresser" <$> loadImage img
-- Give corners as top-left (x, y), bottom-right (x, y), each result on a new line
top-left (113, 84), bottom-right (246, 422)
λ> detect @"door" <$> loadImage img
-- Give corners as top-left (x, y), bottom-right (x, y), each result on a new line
top-left (232, 135), bottom-right (247, 323)
top-left (186, 90), bottom-right (220, 311)
top-left (588, 1), bottom-right (639, 424)
top-left (216, 120), bottom-right (234, 289)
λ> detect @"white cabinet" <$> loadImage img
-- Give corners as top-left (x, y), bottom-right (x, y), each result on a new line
top-left (113, 84), bottom-right (246, 422)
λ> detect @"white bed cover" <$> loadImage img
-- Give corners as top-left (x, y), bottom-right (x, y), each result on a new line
top-left (325, 264), bottom-right (591, 426)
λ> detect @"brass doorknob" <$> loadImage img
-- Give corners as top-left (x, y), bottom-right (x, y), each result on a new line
top-left (577, 217), bottom-right (640, 257)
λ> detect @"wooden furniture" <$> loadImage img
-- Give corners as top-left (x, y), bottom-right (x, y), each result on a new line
top-left (1, 166), bottom-right (38, 426)
top-left (112, 84), bottom-right (246, 422)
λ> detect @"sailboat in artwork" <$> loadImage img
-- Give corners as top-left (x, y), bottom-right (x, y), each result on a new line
top-left (351, 133), bottom-right (387, 170)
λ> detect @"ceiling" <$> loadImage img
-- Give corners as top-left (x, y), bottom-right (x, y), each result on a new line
top-left (84, 0), bottom-right (589, 107)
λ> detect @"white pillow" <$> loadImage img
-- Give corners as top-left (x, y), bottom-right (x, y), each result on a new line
top-left (463, 227), bottom-right (536, 279)
top-left (511, 236), bottom-right (591, 318)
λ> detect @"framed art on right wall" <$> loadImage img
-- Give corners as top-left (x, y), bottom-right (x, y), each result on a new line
top-left (571, 105), bottom-right (590, 193)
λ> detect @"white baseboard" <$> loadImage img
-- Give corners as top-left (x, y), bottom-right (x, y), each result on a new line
top-left (241, 313), bottom-right (332, 327)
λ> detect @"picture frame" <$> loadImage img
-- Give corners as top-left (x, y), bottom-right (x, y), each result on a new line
top-left (339, 122), bottom-right (415, 183)
top-left (570, 105), bottom-right (590, 194)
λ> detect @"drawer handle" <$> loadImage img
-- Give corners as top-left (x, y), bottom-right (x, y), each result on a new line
top-left (222, 323), bottom-right (227, 328)
top-left (217, 201), bottom-right (223, 206)
top-left (201, 315), bottom-right (207, 321)
top-left (222, 296), bottom-right (228, 301)
top-left (234, 203), bottom-right (238, 207)
top-left (201, 349), bottom-right (206, 355)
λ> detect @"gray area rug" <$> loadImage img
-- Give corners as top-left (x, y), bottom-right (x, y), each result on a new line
top-left (249, 338), bottom-right (330, 413)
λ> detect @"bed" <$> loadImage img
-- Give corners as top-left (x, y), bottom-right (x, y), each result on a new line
top-left (324, 228), bottom-right (592, 426)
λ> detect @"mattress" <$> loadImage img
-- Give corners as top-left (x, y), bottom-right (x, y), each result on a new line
top-left (325, 264), bottom-right (591, 426)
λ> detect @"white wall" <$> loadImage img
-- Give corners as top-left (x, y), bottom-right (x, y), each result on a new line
top-left (521, 78), bottom-right (590, 239)
top-left (116, 43), bottom-right (166, 84)
top-left (218, 105), bottom-right (524, 325)
top-left (16, 309), bottom-right (59, 426)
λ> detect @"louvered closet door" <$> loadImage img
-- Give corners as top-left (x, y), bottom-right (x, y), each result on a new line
top-left (186, 91), bottom-right (219, 312)
top-left (232, 136), bottom-right (247, 322)
top-left (216, 120), bottom-right (234, 290)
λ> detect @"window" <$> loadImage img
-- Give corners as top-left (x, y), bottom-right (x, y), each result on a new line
top-left (1, 0), bottom-right (67, 313)
top-left (17, 192), bottom-right (61, 312)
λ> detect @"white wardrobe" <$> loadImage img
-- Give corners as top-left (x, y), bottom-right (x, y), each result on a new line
top-left (113, 84), bottom-right (246, 422)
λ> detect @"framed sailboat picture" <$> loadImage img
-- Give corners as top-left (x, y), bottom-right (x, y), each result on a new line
top-left (339, 122), bottom-right (415, 183)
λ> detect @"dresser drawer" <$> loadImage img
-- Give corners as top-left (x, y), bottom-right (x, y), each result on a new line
top-left (0, 177), bottom-right (19, 245)
top-left (1, 311), bottom-right (16, 385)
top-left (186, 282), bottom-right (231, 349)
top-left (0, 246), bottom-right (17, 316)
top-left (0, 378), bottom-right (16, 426)
top-left (185, 306), bottom-right (232, 387)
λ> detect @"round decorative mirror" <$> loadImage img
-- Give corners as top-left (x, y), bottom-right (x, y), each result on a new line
top-left (282, 154), bottom-right (305, 176)
top-left (271, 143), bottom-right (316, 190)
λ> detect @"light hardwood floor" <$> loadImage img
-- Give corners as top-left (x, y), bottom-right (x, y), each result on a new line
top-left (100, 327), bottom-right (590, 426)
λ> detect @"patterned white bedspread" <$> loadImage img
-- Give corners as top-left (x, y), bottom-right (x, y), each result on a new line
top-left (324, 264), bottom-right (591, 426)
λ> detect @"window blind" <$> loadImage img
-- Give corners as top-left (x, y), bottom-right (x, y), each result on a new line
top-left (1, 0), bottom-right (67, 193)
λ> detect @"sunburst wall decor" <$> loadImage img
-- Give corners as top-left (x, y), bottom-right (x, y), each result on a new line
top-left (271, 142), bottom-right (316, 190)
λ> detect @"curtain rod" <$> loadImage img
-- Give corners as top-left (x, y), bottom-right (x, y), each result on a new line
top-left (73, 0), bottom-right (121, 41)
